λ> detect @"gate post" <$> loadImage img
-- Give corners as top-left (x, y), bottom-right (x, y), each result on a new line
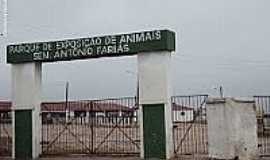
top-left (138, 51), bottom-right (173, 159)
top-left (11, 62), bottom-right (42, 159)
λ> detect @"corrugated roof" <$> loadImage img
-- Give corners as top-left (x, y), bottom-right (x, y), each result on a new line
top-left (0, 101), bottom-right (12, 111)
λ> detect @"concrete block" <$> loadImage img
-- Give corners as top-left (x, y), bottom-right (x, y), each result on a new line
top-left (207, 97), bottom-right (259, 160)
top-left (206, 98), bottom-right (236, 159)
top-left (232, 98), bottom-right (259, 160)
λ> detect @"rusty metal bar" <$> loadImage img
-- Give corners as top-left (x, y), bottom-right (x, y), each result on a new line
top-left (0, 111), bottom-right (12, 157)
top-left (41, 96), bottom-right (139, 155)
top-left (172, 95), bottom-right (208, 156)
top-left (254, 96), bottom-right (270, 157)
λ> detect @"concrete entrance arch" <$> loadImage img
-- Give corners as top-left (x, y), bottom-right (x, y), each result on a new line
top-left (7, 29), bottom-right (175, 159)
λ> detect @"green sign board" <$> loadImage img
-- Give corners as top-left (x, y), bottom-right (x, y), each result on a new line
top-left (7, 30), bottom-right (175, 63)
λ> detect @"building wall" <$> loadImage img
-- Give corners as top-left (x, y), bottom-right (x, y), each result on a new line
top-left (173, 110), bottom-right (193, 122)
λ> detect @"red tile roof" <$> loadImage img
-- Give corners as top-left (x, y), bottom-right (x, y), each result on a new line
top-left (0, 101), bottom-right (12, 111)
top-left (0, 101), bottom-right (135, 112)
top-left (172, 103), bottom-right (194, 111)
top-left (41, 101), bottom-right (134, 112)
top-left (0, 101), bottom-right (194, 112)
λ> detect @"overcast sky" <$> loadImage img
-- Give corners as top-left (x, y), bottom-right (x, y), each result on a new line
top-left (0, 0), bottom-right (270, 101)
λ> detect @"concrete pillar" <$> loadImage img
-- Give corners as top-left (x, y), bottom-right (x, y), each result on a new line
top-left (232, 98), bottom-right (258, 160)
top-left (206, 98), bottom-right (235, 159)
top-left (11, 62), bottom-right (42, 159)
top-left (138, 51), bottom-right (173, 159)
top-left (206, 97), bottom-right (258, 160)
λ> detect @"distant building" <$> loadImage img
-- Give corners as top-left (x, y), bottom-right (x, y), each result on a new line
top-left (0, 100), bottom-right (137, 124)
top-left (0, 101), bottom-right (11, 123)
top-left (172, 103), bottom-right (194, 122)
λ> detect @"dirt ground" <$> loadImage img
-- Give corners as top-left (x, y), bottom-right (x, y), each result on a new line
top-left (2, 122), bottom-right (270, 159)
top-left (38, 156), bottom-right (270, 160)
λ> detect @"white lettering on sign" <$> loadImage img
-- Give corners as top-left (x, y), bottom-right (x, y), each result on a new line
top-left (9, 30), bottom-right (161, 54)
top-left (7, 30), bottom-right (173, 63)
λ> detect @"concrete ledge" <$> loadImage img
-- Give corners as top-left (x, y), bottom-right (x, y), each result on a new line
top-left (232, 97), bottom-right (255, 103)
top-left (206, 98), bottom-right (226, 104)
top-left (12, 106), bottom-right (35, 110)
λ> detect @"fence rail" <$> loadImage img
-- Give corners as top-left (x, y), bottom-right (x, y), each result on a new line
top-left (0, 111), bottom-right (12, 157)
top-left (2, 95), bottom-right (270, 157)
top-left (254, 96), bottom-right (270, 156)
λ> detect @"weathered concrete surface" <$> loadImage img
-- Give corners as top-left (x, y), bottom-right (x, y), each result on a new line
top-left (206, 98), bottom-right (235, 159)
top-left (206, 97), bottom-right (259, 160)
top-left (232, 97), bottom-right (258, 160)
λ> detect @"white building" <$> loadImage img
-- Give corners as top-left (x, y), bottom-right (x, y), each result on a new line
top-left (172, 103), bottom-right (194, 122)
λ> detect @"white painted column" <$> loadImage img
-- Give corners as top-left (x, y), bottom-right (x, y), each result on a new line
top-left (138, 51), bottom-right (173, 159)
top-left (11, 62), bottom-right (42, 159)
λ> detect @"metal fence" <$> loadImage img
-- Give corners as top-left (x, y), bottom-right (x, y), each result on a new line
top-left (41, 97), bottom-right (140, 156)
top-left (0, 111), bottom-right (12, 157)
top-left (172, 95), bottom-right (208, 156)
top-left (254, 96), bottom-right (270, 156)
top-left (2, 95), bottom-right (269, 158)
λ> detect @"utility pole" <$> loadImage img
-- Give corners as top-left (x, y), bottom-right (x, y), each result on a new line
top-left (65, 81), bottom-right (69, 120)
top-left (219, 86), bottom-right (224, 98)
top-left (136, 78), bottom-right (139, 108)
top-left (0, 0), bottom-right (8, 37)
top-left (214, 85), bottom-right (224, 98)
top-left (125, 70), bottom-right (139, 108)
